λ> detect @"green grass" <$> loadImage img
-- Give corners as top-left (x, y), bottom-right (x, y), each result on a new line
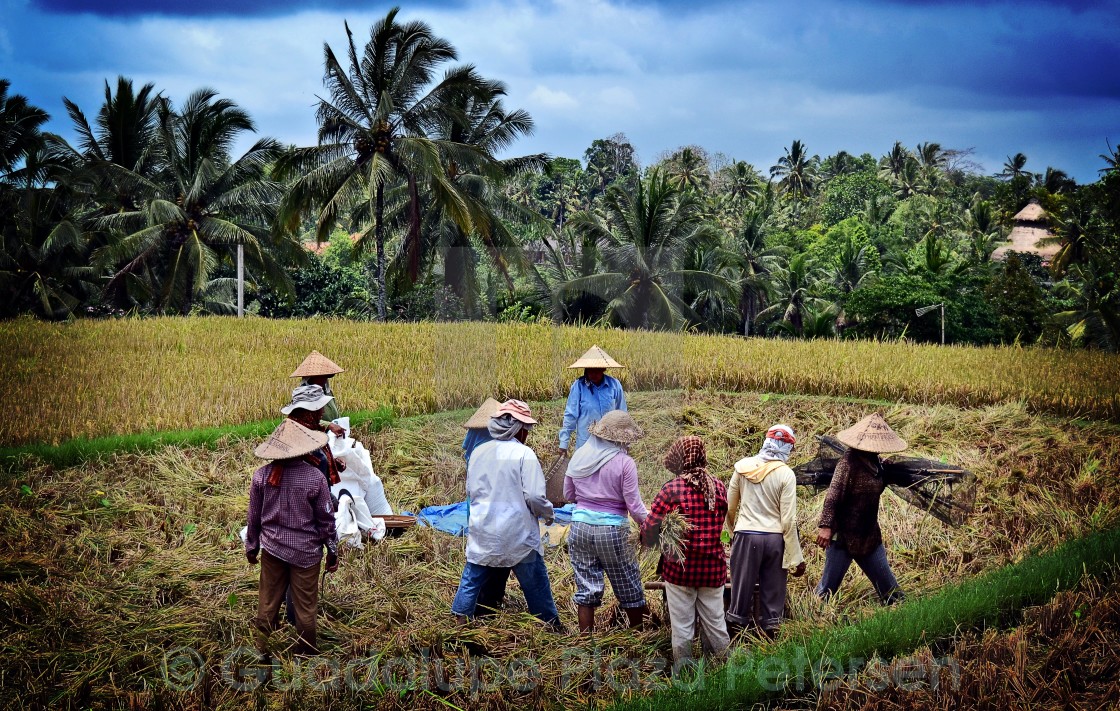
top-left (0, 405), bottom-right (395, 472)
top-left (614, 526), bottom-right (1120, 710)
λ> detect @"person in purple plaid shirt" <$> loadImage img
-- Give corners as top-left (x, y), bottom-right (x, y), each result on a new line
top-left (641, 435), bottom-right (730, 663)
top-left (245, 419), bottom-right (338, 656)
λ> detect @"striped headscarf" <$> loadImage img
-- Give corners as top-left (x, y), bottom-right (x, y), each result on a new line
top-left (664, 436), bottom-right (718, 510)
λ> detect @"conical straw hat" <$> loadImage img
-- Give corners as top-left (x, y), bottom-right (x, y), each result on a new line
top-left (836, 413), bottom-right (908, 453)
top-left (463, 397), bottom-right (502, 430)
top-left (290, 350), bottom-right (344, 378)
top-left (254, 419), bottom-right (328, 460)
top-left (589, 410), bottom-right (644, 444)
top-left (568, 345), bottom-right (624, 369)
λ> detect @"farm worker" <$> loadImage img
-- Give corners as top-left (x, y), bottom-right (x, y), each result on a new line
top-left (564, 410), bottom-right (650, 634)
top-left (245, 419), bottom-right (339, 656)
top-left (558, 345), bottom-right (627, 455)
top-left (461, 397), bottom-right (500, 464)
top-left (640, 436), bottom-right (731, 664)
top-left (290, 350), bottom-right (346, 437)
top-left (451, 400), bottom-right (561, 627)
top-left (460, 396), bottom-right (507, 616)
top-left (282, 384), bottom-right (345, 487)
top-left (815, 413), bottom-right (907, 605)
top-left (725, 424), bottom-right (805, 641)
top-left (279, 383), bottom-right (345, 626)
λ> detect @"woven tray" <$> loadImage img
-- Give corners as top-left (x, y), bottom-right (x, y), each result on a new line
top-left (543, 453), bottom-right (570, 507)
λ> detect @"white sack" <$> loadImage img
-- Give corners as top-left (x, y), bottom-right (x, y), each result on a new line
top-left (329, 433), bottom-right (393, 516)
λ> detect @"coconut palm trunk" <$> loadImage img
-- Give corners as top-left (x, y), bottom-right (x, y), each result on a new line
top-left (372, 181), bottom-right (385, 320)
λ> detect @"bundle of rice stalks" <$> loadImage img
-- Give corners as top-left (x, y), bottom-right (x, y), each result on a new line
top-left (657, 510), bottom-right (691, 564)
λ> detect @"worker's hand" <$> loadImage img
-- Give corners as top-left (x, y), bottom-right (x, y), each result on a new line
top-left (816, 527), bottom-right (832, 549)
top-left (557, 446), bottom-right (567, 458)
top-left (325, 552), bottom-right (338, 573)
top-left (336, 459), bottom-right (346, 472)
top-left (544, 516), bottom-right (555, 527)
top-left (792, 561), bottom-right (807, 578)
top-left (328, 423), bottom-right (346, 437)
top-left (246, 550), bottom-right (258, 565)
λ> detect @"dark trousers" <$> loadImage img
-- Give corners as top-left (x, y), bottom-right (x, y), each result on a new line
top-left (255, 550), bottom-right (321, 654)
top-left (816, 541), bottom-right (904, 605)
top-left (476, 567), bottom-right (511, 617)
top-left (727, 532), bottom-right (787, 632)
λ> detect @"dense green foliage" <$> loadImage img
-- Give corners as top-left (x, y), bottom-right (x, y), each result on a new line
top-left (1, 9), bottom-right (1118, 349)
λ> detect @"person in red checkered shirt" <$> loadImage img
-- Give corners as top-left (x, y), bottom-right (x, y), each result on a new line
top-left (640, 436), bottom-right (730, 663)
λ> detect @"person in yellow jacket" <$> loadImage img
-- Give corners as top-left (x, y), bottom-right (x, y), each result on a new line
top-left (725, 424), bottom-right (805, 640)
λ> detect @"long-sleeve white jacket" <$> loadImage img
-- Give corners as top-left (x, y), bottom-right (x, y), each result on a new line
top-left (725, 456), bottom-right (804, 570)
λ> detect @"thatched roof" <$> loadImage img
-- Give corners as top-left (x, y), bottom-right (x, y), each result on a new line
top-left (1013, 202), bottom-right (1048, 222)
top-left (992, 225), bottom-right (1061, 262)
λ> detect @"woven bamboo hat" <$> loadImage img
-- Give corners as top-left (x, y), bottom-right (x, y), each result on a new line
top-left (254, 419), bottom-right (328, 460)
top-left (568, 345), bottom-right (624, 369)
top-left (290, 350), bottom-right (345, 378)
top-left (836, 413), bottom-right (908, 453)
top-left (463, 397), bottom-right (501, 430)
top-left (589, 410), bottom-right (644, 444)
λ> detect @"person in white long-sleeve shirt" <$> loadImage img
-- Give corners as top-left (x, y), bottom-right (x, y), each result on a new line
top-left (725, 424), bottom-right (805, 640)
top-left (451, 399), bottom-right (560, 626)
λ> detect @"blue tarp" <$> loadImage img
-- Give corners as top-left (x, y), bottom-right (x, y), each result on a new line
top-left (404, 501), bottom-right (575, 537)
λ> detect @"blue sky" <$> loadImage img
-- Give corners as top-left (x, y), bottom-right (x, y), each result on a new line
top-left (3, 0), bottom-right (1118, 181)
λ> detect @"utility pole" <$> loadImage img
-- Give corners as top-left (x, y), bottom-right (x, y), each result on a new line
top-left (915, 303), bottom-right (945, 345)
top-left (237, 244), bottom-right (244, 318)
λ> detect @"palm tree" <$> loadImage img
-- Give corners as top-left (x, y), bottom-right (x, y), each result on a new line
top-left (96, 89), bottom-right (295, 314)
top-left (770, 139), bottom-right (818, 205)
top-left (822, 150), bottom-right (858, 179)
top-left (0, 79), bottom-right (50, 175)
top-left (773, 302), bottom-right (838, 339)
top-left (1099, 140), bottom-right (1119, 175)
top-left (1052, 264), bottom-right (1119, 350)
top-left (1000, 152), bottom-right (1030, 181)
top-left (916, 142), bottom-right (946, 171)
top-left (62, 77), bottom-right (161, 194)
top-left (277, 9), bottom-right (493, 320)
top-left (892, 157), bottom-right (923, 198)
top-left (831, 233), bottom-right (877, 295)
top-left (756, 252), bottom-right (826, 337)
top-left (561, 170), bottom-right (727, 330)
top-left (1042, 167), bottom-right (1075, 194)
top-left (719, 160), bottom-right (762, 202)
top-left (389, 78), bottom-right (548, 314)
top-left (0, 85), bottom-right (93, 317)
top-left (664, 146), bottom-right (711, 193)
top-left (725, 197), bottom-right (783, 335)
top-left (963, 195), bottom-right (1001, 265)
top-left (878, 141), bottom-right (910, 182)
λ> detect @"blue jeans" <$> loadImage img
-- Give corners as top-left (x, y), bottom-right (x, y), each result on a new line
top-left (451, 550), bottom-right (560, 625)
top-left (816, 542), bottom-right (905, 605)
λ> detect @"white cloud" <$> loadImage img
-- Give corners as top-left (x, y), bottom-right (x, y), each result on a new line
top-left (528, 84), bottom-right (579, 111)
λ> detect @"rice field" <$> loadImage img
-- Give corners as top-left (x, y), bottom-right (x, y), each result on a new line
top-left (3, 316), bottom-right (1120, 447)
top-left (3, 390), bottom-right (1118, 710)
top-left (797, 574), bottom-right (1120, 711)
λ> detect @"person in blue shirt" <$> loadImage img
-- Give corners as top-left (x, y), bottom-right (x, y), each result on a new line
top-left (558, 346), bottom-right (627, 456)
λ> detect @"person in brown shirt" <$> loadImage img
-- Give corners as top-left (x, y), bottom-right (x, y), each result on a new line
top-left (814, 414), bottom-right (907, 605)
